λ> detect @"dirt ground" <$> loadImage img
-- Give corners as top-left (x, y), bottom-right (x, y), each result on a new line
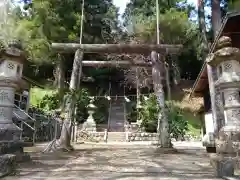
top-left (3, 142), bottom-right (240, 180)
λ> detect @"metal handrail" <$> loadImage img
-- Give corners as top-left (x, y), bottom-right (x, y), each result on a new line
top-left (11, 99), bottom-right (36, 122)
top-left (13, 112), bottom-right (35, 131)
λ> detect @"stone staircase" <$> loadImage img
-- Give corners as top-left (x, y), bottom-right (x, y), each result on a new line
top-left (106, 82), bottom-right (127, 142)
top-left (107, 132), bottom-right (126, 142)
top-left (109, 97), bottom-right (125, 132)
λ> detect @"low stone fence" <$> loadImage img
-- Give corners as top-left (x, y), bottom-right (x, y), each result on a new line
top-left (126, 132), bottom-right (158, 142)
top-left (183, 134), bottom-right (202, 142)
top-left (76, 123), bottom-right (201, 143)
top-left (76, 131), bottom-right (106, 143)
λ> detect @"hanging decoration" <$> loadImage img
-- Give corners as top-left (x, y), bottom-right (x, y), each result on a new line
top-left (143, 96), bottom-right (149, 101)
top-left (104, 95), bottom-right (111, 101)
top-left (124, 96), bottom-right (130, 102)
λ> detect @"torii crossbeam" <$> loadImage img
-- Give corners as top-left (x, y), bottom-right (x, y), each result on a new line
top-left (51, 43), bottom-right (182, 54)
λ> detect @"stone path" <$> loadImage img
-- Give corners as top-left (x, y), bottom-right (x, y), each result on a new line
top-left (3, 142), bottom-right (238, 180)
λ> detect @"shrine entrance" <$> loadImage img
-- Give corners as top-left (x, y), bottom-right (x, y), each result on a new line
top-left (51, 42), bottom-right (182, 146)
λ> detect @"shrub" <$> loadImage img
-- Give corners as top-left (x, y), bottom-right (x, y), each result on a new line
top-left (139, 94), bottom-right (159, 133)
top-left (166, 102), bottom-right (188, 140)
top-left (35, 88), bottom-right (109, 124)
top-left (139, 94), bottom-right (188, 139)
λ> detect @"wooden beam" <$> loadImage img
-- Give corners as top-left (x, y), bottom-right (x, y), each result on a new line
top-left (82, 60), bottom-right (151, 67)
top-left (51, 43), bottom-right (182, 54)
top-left (192, 92), bottom-right (204, 97)
top-left (200, 77), bottom-right (208, 80)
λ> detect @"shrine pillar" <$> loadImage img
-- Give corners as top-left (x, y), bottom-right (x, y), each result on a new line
top-left (207, 36), bottom-right (240, 177)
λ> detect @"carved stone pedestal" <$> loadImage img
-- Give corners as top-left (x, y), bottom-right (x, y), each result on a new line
top-left (0, 154), bottom-right (16, 178)
top-left (82, 120), bottom-right (96, 132)
top-left (0, 141), bottom-right (31, 178)
top-left (82, 100), bottom-right (97, 132)
top-left (211, 154), bottom-right (235, 177)
top-left (0, 123), bottom-right (21, 142)
top-left (207, 36), bottom-right (240, 177)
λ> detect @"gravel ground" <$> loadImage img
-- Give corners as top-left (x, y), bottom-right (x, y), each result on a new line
top-left (3, 142), bottom-right (239, 180)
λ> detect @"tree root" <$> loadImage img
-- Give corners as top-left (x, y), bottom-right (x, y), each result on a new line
top-left (43, 139), bottom-right (74, 153)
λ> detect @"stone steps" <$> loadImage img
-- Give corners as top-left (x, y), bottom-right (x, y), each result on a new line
top-left (107, 132), bottom-right (126, 142)
top-left (108, 98), bottom-right (125, 132)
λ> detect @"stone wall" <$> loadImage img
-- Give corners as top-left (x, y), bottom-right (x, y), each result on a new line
top-left (76, 131), bottom-right (106, 143)
top-left (126, 132), bottom-right (158, 142)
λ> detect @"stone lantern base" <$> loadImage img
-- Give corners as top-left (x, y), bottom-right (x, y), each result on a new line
top-left (210, 125), bottom-right (240, 177)
top-left (82, 109), bottom-right (97, 132)
top-left (210, 154), bottom-right (236, 177)
top-left (0, 154), bottom-right (16, 178)
top-left (82, 120), bottom-right (97, 132)
top-left (0, 123), bottom-right (21, 142)
top-left (0, 123), bottom-right (30, 177)
top-left (0, 142), bottom-right (31, 177)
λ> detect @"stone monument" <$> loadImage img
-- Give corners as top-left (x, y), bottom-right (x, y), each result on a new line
top-left (82, 97), bottom-right (97, 132)
top-left (0, 41), bottom-right (29, 177)
top-left (207, 36), bottom-right (240, 177)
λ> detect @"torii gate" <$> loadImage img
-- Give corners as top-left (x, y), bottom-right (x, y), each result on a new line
top-left (51, 42), bottom-right (182, 148)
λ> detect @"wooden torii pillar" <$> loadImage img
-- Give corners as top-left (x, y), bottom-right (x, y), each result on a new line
top-left (51, 43), bottom-right (182, 148)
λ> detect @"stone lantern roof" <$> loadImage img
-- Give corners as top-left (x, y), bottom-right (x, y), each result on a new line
top-left (0, 41), bottom-right (29, 90)
top-left (0, 40), bottom-right (26, 63)
top-left (190, 12), bottom-right (240, 97)
top-left (206, 36), bottom-right (240, 89)
top-left (207, 36), bottom-right (240, 67)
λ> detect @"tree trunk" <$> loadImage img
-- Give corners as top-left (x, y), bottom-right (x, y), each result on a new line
top-left (198, 0), bottom-right (218, 134)
top-left (51, 43), bottom-right (182, 54)
top-left (60, 49), bottom-right (83, 148)
top-left (211, 0), bottom-right (221, 38)
top-left (210, 0), bottom-right (223, 132)
top-left (151, 51), bottom-right (171, 148)
top-left (54, 54), bottom-right (65, 96)
top-left (198, 0), bottom-right (208, 56)
top-left (44, 50), bottom-right (83, 152)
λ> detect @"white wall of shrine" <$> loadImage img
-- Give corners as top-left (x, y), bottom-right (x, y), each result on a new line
top-left (204, 112), bottom-right (214, 134)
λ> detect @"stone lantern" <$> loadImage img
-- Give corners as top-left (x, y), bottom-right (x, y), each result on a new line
top-left (0, 41), bottom-right (26, 142)
top-left (207, 36), bottom-right (240, 177)
top-left (0, 41), bottom-right (29, 176)
top-left (82, 97), bottom-right (97, 132)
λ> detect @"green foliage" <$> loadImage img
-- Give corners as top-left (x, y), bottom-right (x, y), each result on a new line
top-left (31, 87), bottom-right (109, 124)
top-left (10, 0), bottom-right (122, 85)
top-left (137, 94), bottom-right (188, 139)
top-left (166, 102), bottom-right (188, 139)
top-left (38, 93), bottom-right (60, 111)
top-left (93, 98), bottom-right (109, 124)
top-left (73, 88), bottom-right (90, 123)
top-left (30, 87), bottom-right (56, 106)
top-left (123, 0), bottom-right (203, 80)
top-left (228, 0), bottom-right (240, 10)
top-left (126, 99), bottom-right (137, 123)
top-left (140, 94), bottom-right (159, 133)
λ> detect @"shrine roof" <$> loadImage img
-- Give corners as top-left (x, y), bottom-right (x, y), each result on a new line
top-left (190, 12), bottom-right (240, 97)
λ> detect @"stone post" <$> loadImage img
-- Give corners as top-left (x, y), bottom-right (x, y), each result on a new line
top-left (136, 102), bottom-right (143, 131)
top-left (207, 36), bottom-right (240, 177)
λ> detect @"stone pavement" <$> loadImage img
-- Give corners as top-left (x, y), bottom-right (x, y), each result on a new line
top-left (3, 142), bottom-right (239, 180)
